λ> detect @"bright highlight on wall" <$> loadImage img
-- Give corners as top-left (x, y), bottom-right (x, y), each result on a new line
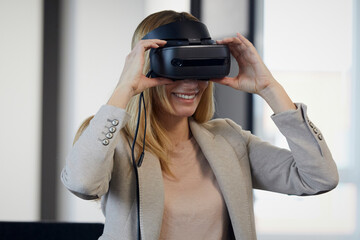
top-left (0, 0), bottom-right (42, 221)
top-left (144, 0), bottom-right (190, 17)
top-left (254, 0), bottom-right (355, 237)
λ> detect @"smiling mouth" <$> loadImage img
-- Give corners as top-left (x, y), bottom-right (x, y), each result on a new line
top-left (173, 93), bottom-right (197, 100)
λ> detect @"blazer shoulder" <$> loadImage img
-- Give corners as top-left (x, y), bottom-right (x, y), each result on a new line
top-left (202, 118), bottom-right (248, 142)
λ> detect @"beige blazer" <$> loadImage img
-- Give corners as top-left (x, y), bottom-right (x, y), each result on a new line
top-left (61, 103), bottom-right (338, 240)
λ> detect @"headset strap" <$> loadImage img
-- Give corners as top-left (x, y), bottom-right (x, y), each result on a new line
top-left (142, 20), bottom-right (211, 43)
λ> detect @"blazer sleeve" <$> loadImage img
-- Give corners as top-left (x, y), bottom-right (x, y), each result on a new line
top-left (231, 103), bottom-right (339, 196)
top-left (61, 104), bottom-right (131, 200)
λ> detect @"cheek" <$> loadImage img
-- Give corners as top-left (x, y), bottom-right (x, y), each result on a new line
top-left (165, 84), bottom-right (176, 97)
top-left (164, 87), bottom-right (174, 103)
top-left (199, 81), bottom-right (209, 94)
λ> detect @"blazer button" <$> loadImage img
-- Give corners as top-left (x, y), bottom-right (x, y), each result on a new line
top-left (313, 128), bottom-right (318, 134)
top-left (109, 126), bottom-right (116, 133)
top-left (106, 132), bottom-right (113, 139)
top-left (112, 119), bottom-right (119, 126)
top-left (318, 134), bottom-right (323, 140)
top-left (309, 121), bottom-right (314, 128)
top-left (102, 139), bottom-right (109, 146)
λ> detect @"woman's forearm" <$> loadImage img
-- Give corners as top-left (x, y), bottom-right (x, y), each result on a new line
top-left (258, 80), bottom-right (296, 114)
top-left (107, 85), bottom-right (133, 109)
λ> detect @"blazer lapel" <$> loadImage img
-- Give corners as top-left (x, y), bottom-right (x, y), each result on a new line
top-left (135, 119), bottom-right (256, 240)
top-left (189, 119), bottom-right (255, 240)
top-left (137, 151), bottom-right (164, 240)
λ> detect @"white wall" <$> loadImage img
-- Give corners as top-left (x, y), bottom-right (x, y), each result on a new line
top-left (202, 0), bottom-right (250, 127)
top-left (58, 0), bottom-right (146, 222)
top-left (0, 0), bottom-right (42, 221)
top-left (351, 1), bottom-right (360, 236)
top-left (254, 0), bottom-right (357, 238)
top-left (202, 0), bottom-right (249, 39)
top-left (144, 0), bottom-right (189, 16)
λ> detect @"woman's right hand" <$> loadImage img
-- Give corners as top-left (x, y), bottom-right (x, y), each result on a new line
top-left (107, 39), bottom-right (172, 109)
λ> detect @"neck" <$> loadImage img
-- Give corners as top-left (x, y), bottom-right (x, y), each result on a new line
top-left (159, 114), bottom-right (191, 146)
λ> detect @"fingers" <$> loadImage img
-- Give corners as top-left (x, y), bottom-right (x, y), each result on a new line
top-left (125, 39), bottom-right (166, 65)
top-left (216, 36), bottom-right (242, 47)
top-left (216, 33), bottom-right (254, 55)
top-left (117, 39), bottom-right (170, 97)
top-left (126, 39), bottom-right (166, 64)
top-left (211, 77), bottom-right (237, 88)
top-left (216, 33), bottom-right (252, 47)
top-left (218, 33), bottom-right (261, 67)
top-left (134, 39), bottom-right (167, 53)
top-left (216, 35), bottom-right (248, 61)
top-left (151, 77), bottom-right (173, 86)
top-left (142, 76), bottom-right (173, 89)
top-left (236, 33), bottom-right (253, 47)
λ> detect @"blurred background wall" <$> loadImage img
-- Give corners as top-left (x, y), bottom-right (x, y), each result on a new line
top-left (0, 0), bottom-right (42, 221)
top-left (1, 0), bottom-right (359, 239)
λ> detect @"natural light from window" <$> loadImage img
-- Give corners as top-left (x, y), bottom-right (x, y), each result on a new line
top-left (253, 0), bottom-right (356, 237)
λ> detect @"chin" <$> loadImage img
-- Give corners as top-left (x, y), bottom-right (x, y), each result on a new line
top-left (172, 108), bottom-right (197, 118)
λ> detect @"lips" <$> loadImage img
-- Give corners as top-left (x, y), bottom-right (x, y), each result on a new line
top-left (173, 93), bottom-right (196, 100)
top-left (172, 88), bottom-right (199, 100)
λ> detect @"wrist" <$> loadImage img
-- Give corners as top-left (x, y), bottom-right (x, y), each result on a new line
top-left (107, 85), bottom-right (134, 109)
top-left (257, 78), bottom-right (279, 98)
top-left (258, 80), bottom-right (296, 114)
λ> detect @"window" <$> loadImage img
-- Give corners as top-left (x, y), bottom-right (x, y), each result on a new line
top-left (253, 0), bottom-right (357, 238)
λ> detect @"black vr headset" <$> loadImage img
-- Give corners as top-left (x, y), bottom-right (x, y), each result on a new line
top-left (142, 20), bottom-right (230, 80)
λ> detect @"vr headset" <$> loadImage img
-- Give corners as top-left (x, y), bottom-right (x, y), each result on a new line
top-left (142, 20), bottom-right (230, 80)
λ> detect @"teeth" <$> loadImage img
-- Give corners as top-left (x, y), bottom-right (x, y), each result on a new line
top-left (174, 93), bottom-right (196, 99)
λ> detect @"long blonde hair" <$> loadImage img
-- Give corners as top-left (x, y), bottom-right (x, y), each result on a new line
top-left (74, 10), bottom-right (215, 174)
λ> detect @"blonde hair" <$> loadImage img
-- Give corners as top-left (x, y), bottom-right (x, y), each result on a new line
top-left (74, 10), bottom-right (215, 175)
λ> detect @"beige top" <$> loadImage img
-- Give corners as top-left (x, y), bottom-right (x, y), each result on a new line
top-left (159, 137), bottom-right (230, 240)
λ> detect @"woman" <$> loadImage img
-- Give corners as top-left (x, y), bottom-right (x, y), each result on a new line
top-left (61, 10), bottom-right (339, 240)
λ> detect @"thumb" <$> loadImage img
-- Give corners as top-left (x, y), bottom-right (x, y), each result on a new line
top-left (211, 77), bottom-right (235, 87)
top-left (144, 76), bottom-right (173, 88)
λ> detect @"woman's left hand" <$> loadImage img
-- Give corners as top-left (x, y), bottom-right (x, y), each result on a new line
top-left (213, 33), bottom-right (296, 114)
top-left (212, 33), bottom-right (275, 95)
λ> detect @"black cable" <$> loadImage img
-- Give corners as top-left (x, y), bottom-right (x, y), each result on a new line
top-left (138, 92), bottom-right (147, 167)
top-left (131, 92), bottom-right (142, 240)
top-left (131, 93), bottom-right (144, 166)
top-left (131, 70), bottom-right (151, 240)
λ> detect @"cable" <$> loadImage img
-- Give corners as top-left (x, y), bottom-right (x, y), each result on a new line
top-left (131, 92), bottom-right (144, 167)
top-left (131, 92), bottom-right (142, 240)
top-left (131, 70), bottom-right (151, 240)
top-left (138, 91), bottom-right (147, 167)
